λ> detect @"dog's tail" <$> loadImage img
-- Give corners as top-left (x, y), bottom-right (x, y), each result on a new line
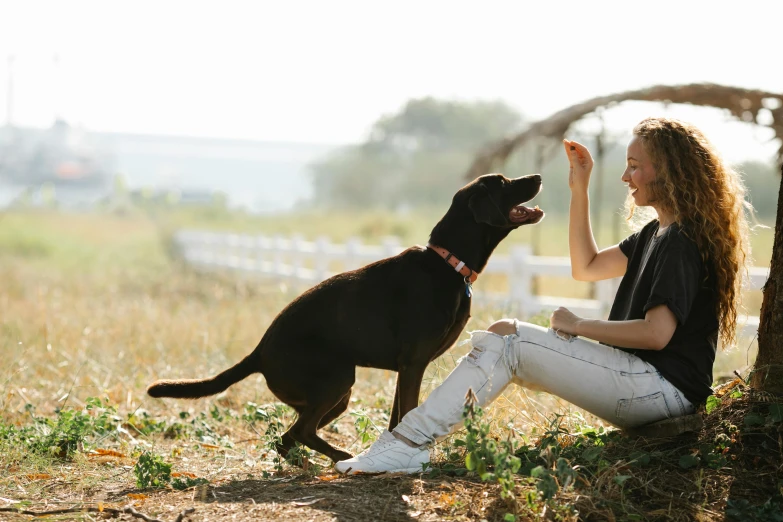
top-left (147, 353), bottom-right (259, 399)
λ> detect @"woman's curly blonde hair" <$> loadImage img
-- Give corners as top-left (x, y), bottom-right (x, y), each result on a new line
top-left (625, 117), bottom-right (750, 348)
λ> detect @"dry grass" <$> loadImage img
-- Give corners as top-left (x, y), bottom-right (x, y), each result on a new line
top-left (0, 209), bottom-right (778, 521)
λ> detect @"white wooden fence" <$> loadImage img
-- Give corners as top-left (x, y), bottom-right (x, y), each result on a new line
top-left (174, 230), bottom-right (769, 337)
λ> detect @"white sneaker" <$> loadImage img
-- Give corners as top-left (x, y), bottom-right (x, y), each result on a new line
top-left (334, 430), bottom-right (430, 475)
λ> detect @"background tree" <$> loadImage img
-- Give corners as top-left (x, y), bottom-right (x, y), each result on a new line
top-left (752, 162), bottom-right (783, 395)
top-left (309, 98), bottom-right (526, 209)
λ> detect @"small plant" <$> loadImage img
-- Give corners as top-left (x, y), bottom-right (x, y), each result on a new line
top-left (251, 403), bottom-right (292, 474)
top-left (209, 404), bottom-right (239, 423)
top-left (706, 395), bottom-right (721, 414)
top-left (679, 416), bottom-right (743, 471)
top-left (252, 403), bottom-right (323, 475)
top-left (436, 435), bottom-right (470, 476)
top-left (0, 421), bottom-right (17, 441)
top-left (726, 498), bottom-right (783, 522)
top-left (187, 411), bottom-right (232, 447)
top-left (172, 476), bottom-right (210, 490)
top-left (767, 403), bottom-right (783, 425)
top-left (24, 398), bottom-right (119, 460)
top-left (242, 402), bottom-right (268, 424)
top-left (125, 410), bottom-right (171, 437)
top-left (284, 442), bottom-right (321, 475)
top-left (134, 451), bottom-right (172, 489)
top-left (448, 395), bottom-right (588, 519)
top-left (133, 451), bottom-right (209, 490)
top-left (85, 397), bottom-right (120, 435)
top-left (459, 391), bottom-right (521, 520)
top-left (351, 410), bottom-right (380, 445)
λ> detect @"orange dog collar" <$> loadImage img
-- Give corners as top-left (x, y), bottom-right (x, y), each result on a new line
top-left (426, 244), bottom-right (479, 284)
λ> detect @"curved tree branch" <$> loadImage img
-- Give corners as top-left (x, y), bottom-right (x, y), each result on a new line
top-left (465, 83), bottom-right (783, 180)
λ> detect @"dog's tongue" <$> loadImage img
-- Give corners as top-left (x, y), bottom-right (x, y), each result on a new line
top-left (509, 204), bottom-right (544, 223)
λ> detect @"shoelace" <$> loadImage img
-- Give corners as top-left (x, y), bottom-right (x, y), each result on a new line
top-left (364, 433), bottom-right (397, 456)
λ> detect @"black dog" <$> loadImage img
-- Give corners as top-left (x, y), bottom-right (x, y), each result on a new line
top-left (147, 173), bottom-right (544, 462)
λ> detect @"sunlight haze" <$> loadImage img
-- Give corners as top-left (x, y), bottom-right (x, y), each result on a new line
top-left (2, 0), bottom-right (781, 162)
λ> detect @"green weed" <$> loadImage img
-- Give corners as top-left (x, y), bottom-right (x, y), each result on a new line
top-left (18, 398), bottom-right (119, 460)
top-left (726, 498), bottom-right (783, 522)
top-left (134, 451), bottom-right (172, 489)
top-left (351, 410), bottom-right (380, 445)
top-left (172, 476), bottom-right (210, 490)
top-left (457, 392), bottom-right (522, 520)
top-left (132, 450), bottom-right (209, 490)
top-left (459, 393), bottom-right (521, 500)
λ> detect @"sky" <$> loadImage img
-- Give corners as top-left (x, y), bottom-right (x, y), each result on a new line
top-left (1, 0), bottom-right (782, 162)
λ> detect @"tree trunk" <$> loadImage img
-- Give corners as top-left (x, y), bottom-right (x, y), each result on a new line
top-left (751, 164), bottom-right (783, 395)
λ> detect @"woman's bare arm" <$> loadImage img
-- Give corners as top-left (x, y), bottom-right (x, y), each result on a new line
top-left (565, 140), bottom-right (628, 281)
top-left (551, 304), bottom-right (678, 351)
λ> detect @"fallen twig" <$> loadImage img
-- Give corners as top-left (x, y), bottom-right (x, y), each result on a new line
top-left (0, 504), bottom-right (196, 521)
top-left (174, 507), bottom-right (197, 522)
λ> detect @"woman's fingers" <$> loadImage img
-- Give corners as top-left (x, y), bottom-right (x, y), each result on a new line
top-left (570, 141), bottom-right (594, 164)
top-left (550, 307), bottom-right (579, 336)
top-left (563, 139), bottom-right (578, 160)
top-left (564, 139), bottom-right (594, 193)
top-left (563, 139), bottom-right (594, 169)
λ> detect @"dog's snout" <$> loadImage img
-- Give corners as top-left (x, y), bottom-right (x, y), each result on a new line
top-left (526, 174), bottom-right (542, 190)
top-left (511, 173), bottom-right (541, 185)
top-left (508, 173), bottom-right (542, 202)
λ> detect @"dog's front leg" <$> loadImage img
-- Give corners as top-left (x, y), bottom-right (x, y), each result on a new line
top-left (388, 380), bottom-right (402, 431)
top-left (387, 363), bottom-right (428, 431)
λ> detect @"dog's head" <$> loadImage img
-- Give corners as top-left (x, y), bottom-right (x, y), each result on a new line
top-left (429, 173), bottom-right (544, 272)
top-left (461, 173), bottom-right (544, 229)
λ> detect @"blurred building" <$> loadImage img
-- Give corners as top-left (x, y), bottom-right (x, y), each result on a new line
top-left (0, 122), bottom-right (337, 212)
top-left (93, 132), bottom-right (335, 212)
top-left (0, 119), bottom-right (112, 188)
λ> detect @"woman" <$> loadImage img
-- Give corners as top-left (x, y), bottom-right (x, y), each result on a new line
top-left (335, 117), bottom-right (750, 474)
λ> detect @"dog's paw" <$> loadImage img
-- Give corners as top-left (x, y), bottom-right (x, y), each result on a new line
top-left (331, 450), bottom-right (353, 463)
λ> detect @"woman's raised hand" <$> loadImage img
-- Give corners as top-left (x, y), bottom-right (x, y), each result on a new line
top-left (563, 140), bottom-right (594, 193)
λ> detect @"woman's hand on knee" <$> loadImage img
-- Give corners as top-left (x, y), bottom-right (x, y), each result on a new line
top-left (487, 319), bottom-right (516, 336)
top-left (550, 307), bottom-right (582, 337)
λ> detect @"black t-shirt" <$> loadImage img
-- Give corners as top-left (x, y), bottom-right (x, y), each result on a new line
top-left (608, 220), bottom-right (718, 405)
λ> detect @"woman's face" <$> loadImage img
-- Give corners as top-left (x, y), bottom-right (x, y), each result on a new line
top-left (622, 135), bottom-right (659, 206)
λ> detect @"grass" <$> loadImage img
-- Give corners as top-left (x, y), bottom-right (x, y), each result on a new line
top-left (0, 207), bottom-right (779, 521)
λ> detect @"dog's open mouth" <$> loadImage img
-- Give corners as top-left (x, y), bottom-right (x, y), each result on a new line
top-left (510, 204), bottom-right (545, 224)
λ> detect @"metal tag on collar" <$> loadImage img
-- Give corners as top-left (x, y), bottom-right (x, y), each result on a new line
top-left (464, 276), bottom-right (473, 298)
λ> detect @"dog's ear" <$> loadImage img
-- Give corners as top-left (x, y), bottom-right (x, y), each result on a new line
top-left (468, 184), bottom-right (507, 226)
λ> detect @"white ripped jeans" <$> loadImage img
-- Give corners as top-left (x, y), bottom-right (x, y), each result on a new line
top-left (394, 320), bottom-right (695, 446)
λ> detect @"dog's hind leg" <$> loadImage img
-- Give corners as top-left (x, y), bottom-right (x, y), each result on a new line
top-left (276, 391), bottom-right (352, 462)
top-left (317, 390), bottom-right (351, 430)
top-left (275, 433), bottom-right (295, 459)
top-left (281, 378), bottom-right (354, 463)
